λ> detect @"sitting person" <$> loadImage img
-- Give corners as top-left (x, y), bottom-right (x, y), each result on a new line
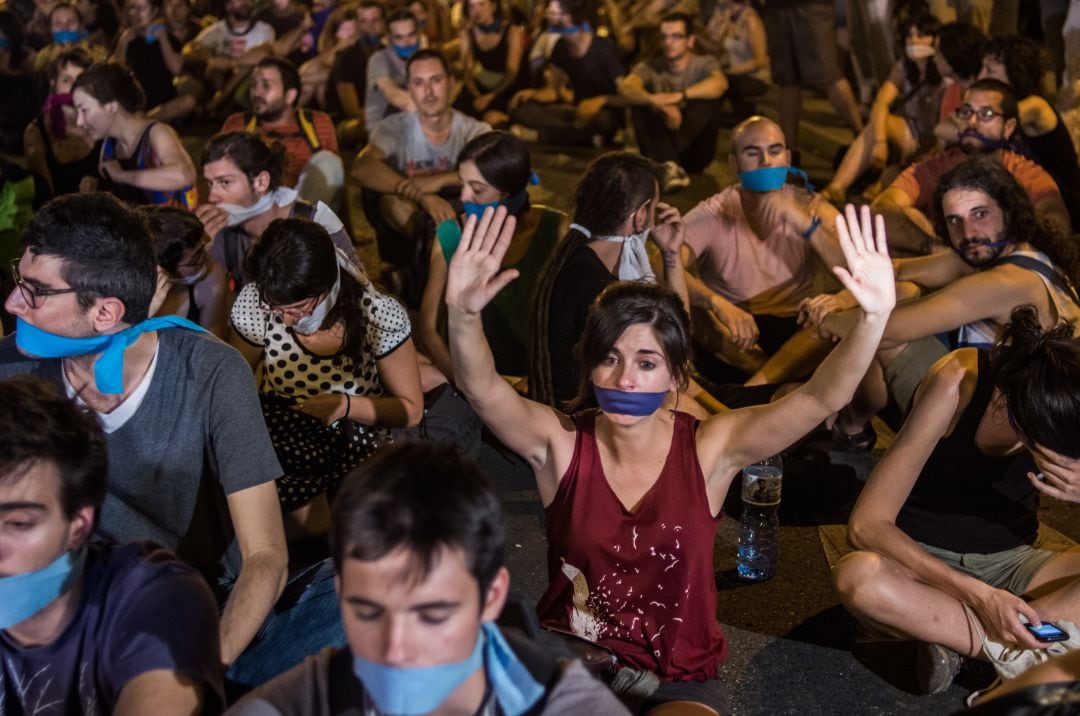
top-left (111, 0), bottom-right (197, 122)
top-left (455, 0), bottom-right (527, 127)
top-left (616, 12), bottom-right (728, 191)
top-left (229, 442), bottom-right (629, 715)
top-left (528, 151), bottom-right (719, 414)
top-left (419, 130), bottom-right (568, 382)
top-left (32, 2), bottom-right (107, 73)
top-left (871, 79), bottom-right (1069, 255)
top-left (22, 47), bottom-right (99, 199)
top-left (930, 21), bottom-right (986, 127)
top-left (509, 0), bottom-right (625, 148)
top-left (0, 375), bottom-right (223, 713)
top-left (833, 306), bottom-right (1080, 695)
top-left (197, 131), bottom-right (357, 289)
top-left (229, 217), bottom-right (423, 512)
top-left (363, 9), bottom-right (426, 133)
top-left (143, 204), bottom-right (231, 338)
top-left (221, 57), bottom-right (343, 209)
top-left (976, 34), bottom-right (1080, 231)
top-left (822, 13), bottom-right (946, 204)
top-left (72, 62), bottom-right (198, 208)
top-left (327, 0), bottom-right (384, 145)
top-left (699, 0), bottom-right (769, 119)
top-left (0, 192), bottom-right (342, 690)
top-left (445, 202), bottom-right (895, 712)
top-left (352, 49), bottom-right (490, 270)
top-left (680, 116), bottom-right (846, 382)
top-left (788, 157), bottom-right (1080, 448)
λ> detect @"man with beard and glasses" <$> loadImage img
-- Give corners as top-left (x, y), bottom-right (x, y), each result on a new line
top-left (798, 157), bottom-right (1080, 449)
top-left (872, 79), bottom-right (1069, 255)
top-left (221, 57), bottom-right (343, 209)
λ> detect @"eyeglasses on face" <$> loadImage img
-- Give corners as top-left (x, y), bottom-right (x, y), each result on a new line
top-left (9, 258), bottom-right (81, 309)
top-left (955, 105), bottom-right (1005, 122)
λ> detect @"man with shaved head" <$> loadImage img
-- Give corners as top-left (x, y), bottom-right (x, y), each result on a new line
top-left (678, 116), bottom-right (847, 379)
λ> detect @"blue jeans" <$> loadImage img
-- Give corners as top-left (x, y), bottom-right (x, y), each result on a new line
top-left (224, 557), bottom-right (345, 694)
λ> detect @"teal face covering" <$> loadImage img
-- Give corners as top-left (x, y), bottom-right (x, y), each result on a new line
top-left (52, 29), bottom-right (88, 44)
top-left (353, 622), bottom-right (543, 716)
top-left (15, 315), bottom-right (208, 394)
top-left (393, 41), bottom-right (420, 59)
top-left (739, 165), bottom-right (812, 193)
top-left (0, 548), bottom-right (86, 629)
top-left (462, 172), bottom-right (539, 219)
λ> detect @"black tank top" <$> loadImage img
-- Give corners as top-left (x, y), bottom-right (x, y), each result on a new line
top-left (34, 114), bottom-right (101, 197)
top-left (896, 350), bottom-right (1039, 553)
top-left (1024, 110), bottom-right (1080, 231)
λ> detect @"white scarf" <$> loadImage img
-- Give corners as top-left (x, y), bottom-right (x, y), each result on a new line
top-left (570, 223), bottom-right (656, 282)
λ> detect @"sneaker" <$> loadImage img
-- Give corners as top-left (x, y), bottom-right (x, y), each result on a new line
top-left (915, 642), bottom-right (963, 695)
top-left (662, 161), bottom-right (691, 192)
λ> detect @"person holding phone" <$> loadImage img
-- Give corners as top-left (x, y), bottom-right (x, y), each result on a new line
top-left (833, 306), bottom-right (1080, 697)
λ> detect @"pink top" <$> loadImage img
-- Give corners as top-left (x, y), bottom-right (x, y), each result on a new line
top-left (683, 186), bottom-right (820, 316)
top-left (537, 410), bottom-right (728, 682)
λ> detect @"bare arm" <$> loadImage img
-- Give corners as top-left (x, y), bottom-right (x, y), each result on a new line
top-left (685, 69), bottom-right (728, 101)
top-left (114, 670), bottom-right (204, 716)
top-left (872, 185), bottom-right (937, 255)
top-left (376, 75), bottom-right (417, 112)
top-left (336, 82), bottom-right (364, 119)
top-left (22, 123), bottom-right (54, 196)
top-left (1018, 95), bottom-right (1058, 137)
top-left (446, 208), bottom-right (572, 504)
top-left (418, 241), bottom-right (455, 381)
top-left (848, 351), bottom-right (1046, 649)
top-left (219, 482), bottom-right (288, 666)
top-left (1033, 191), bottom-right (1072, 238)
top-left (102, 122), bottom-right (197, 191)
top-left (351, 143), bottom-right (407, 194)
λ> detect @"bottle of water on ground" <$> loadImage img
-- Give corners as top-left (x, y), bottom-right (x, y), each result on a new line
top-left (737, 455), bottom-right (783, 582)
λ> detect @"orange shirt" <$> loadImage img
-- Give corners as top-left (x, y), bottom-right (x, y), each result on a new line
top-left (221, 110), bottom-right (339, 187)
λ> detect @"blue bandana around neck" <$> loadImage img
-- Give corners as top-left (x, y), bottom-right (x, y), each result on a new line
top-left (593, 385), bottom-right (668, 416)
top-left (739, 165), bottom-right (813, 193)
top-left (353, 622), bottom-right (543, 716)
top-left (0, 548), bottom-right (86, 630)
top-left (547, 21), bottom-right (591, 35)
top-left (52, 29), bottom-right (88, 44)
top-left (361, 33), bottom-right (382, 44)
top-left (393, 41), bottom-right (420, 59)
top-left (15, 315), bottom-right (208, 395)
top-left (476, 19), bottom-right (502, 33)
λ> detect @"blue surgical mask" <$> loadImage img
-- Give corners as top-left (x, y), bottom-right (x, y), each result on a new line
top-left (393, 41), bottom-right (420, 59)
top-left (593, 384), bottom-right (668, 416)
top-left (476, 20), bottom-right (502, 33)
top-left (739, 165), bottom-right (812, 193)
top-left (52, 29), bottom-right (87, 44)
top-left (547, 21), bottom-right (590, 35)
top-left (15, 315), bottom-right (207, 394)
top-left (362, 33), bottom-right (382, 44)
top-left (0, 548), bottom-right (86, 630)
top-left (462, 172), bottom-right (538, 219)
top-left (354, 630), bottom-right (485, 715)
top-left (145, 22), bottom-right (167, 43)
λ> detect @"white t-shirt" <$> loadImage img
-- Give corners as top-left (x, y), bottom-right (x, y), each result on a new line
top-left (193, 19), bottom-right (275, 58)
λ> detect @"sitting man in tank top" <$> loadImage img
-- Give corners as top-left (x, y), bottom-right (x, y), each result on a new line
top-left (764, 156), bottom-right (1080, 451)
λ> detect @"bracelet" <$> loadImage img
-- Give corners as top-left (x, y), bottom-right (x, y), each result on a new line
top-left (801, 214), bottom-right (821, 239)
top-left (344, 393), bottom-right (351, 420)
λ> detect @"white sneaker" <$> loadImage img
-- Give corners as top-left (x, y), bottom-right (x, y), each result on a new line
top-left (662, 161), bottom-right (691, 192)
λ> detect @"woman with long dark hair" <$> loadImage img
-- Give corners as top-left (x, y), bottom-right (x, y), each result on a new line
top-left (418, 130), bottom-right (567, 382)
top-left (229, 217), bottom-right (423, 511)
top-left (446, 203), bottom-right (894, 711)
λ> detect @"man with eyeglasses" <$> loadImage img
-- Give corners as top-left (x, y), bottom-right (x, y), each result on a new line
top-left (1, 192), bottom-right (346, 692)
top-left (872, 78), bottom-right (1069, 256)
top-left (616, 13), bottom-right (728, 193)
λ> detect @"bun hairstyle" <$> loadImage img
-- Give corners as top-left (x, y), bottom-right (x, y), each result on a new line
top-left (990, 305), bottom-right (1080, 458)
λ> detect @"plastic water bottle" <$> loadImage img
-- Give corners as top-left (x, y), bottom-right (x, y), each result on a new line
top-left (736, 455), bottom-right (783, 582)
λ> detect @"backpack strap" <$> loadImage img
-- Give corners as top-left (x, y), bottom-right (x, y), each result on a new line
top-left (292, 198), bottom-right (316, 220)
top-left (997, 254), bottom-right (1080, 304)
top-left (296, 108), bottom-right (322, 153)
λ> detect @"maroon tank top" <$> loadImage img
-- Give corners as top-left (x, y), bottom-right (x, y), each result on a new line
top-left (536, 410), bottom-right (729, 681)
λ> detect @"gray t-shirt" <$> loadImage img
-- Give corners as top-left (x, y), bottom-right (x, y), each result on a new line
top-left (0, 330), bottom-right (281, 584)
top-left (369, 110), bottom-right (491, 177)
top-left (226, 643), bottom-right (631, 715)
top-left (364, 46), bottom-right (409, 132)
top-left (631, 53), bottom-right (721, 93)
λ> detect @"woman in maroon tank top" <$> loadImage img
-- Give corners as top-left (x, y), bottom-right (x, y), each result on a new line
top-left (445, 203), bottom-right (896, 713)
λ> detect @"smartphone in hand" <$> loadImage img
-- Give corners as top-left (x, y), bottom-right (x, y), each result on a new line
top-left (1026, 622), bottom-right (1070, 643)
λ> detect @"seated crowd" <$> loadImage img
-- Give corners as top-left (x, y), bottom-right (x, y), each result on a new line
top-left (2, 0), bottom-right (1080, 713)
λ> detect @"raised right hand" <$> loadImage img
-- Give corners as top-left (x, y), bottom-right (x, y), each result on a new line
top-left (446, 207), bottom-right (519, 315)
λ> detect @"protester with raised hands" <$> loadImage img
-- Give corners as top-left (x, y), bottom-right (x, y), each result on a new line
top-left (444, 202), bottom-right (895, 712)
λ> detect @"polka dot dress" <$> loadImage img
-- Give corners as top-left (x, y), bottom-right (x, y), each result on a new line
top-left (232, 281), bottom-right (411, 510)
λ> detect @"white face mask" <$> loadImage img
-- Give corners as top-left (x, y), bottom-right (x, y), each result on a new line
top-left (906, 43), bottom-right (936, 61)
top-left (292, 268), bottom-right (341, 335)
top-left (217, 186), bottom-right (298, 227)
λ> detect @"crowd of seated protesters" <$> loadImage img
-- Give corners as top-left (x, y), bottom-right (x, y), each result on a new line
top-left (2, 0), bottom-right (1080, 712)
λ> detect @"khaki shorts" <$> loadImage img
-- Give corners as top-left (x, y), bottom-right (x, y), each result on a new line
top-left (919, 541), bottom-right (1068, 596)
top-left (883, 335), bottom-right (951, 415)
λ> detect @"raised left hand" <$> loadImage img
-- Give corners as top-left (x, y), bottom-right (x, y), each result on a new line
top-left (831, 204), bottom-right (895, 319)
top-left (294, 393), bottom-right (348, 425)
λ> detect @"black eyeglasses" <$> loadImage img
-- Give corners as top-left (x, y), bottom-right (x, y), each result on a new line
top-left (955, 106), bottom-right (1005, 122)
top-left (10, 258), bottom-right (81, 309)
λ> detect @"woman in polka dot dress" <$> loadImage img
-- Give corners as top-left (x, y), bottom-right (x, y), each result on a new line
top-left (230, 217), bottom-right (424, 511)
